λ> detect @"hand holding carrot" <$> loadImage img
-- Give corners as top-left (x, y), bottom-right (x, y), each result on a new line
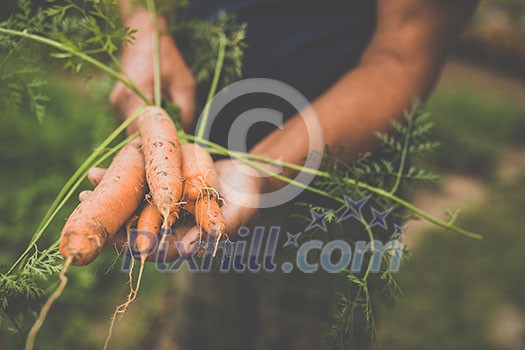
top-left (86, 158), bottom-right (264, 261)
top-left (110, 9), bottom-right (196, 131)
top-left (64, 104), bottom-right (268, 264)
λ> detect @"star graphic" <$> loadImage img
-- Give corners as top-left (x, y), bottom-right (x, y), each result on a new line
top-left (390, 223), bottom-right (408, 240)
top-left (338, 194), bottom-right (372, 223)
top-left (305, 210), bottom-right (330, 232)
top-left (283, 232), bottom-right (302, 247)
top-left (368, 207), bottom-right (392, 229)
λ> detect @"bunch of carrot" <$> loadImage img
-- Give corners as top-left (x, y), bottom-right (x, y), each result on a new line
top-left (59, 106), bottom-right (227, 266)
top-left (52, 106), bottom-right (229, 349)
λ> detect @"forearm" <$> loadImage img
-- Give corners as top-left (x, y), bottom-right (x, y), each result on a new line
top-left (251, 0), bottom-right (478, 183)
top-left (113, 0), bottom-right (195, 128)
top-left (251, 55), bottom-right (437, 168)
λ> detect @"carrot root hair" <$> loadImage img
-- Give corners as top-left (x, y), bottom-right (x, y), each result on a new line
top-left (103, 221), bottom-right (142, 350)
top-left (25, 256), bottom-right (73, 350)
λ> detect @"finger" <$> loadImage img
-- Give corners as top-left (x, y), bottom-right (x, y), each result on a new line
top-left (215, 161), bottom-right (261, 233)
top-left (169, 84), bottom-right (195, 131)
top-left (174, 226), bottom-right (202, 259)
top-left (87, 167), bottom-right (107, 187)
top-left (146, 224), bottom-right (201, 262)
top-left (109, 223), bottom-right (203, 263)
top-left (110, 81), bottom-right (152, 134)
top-left (78, 190), bottom-right (92, 202)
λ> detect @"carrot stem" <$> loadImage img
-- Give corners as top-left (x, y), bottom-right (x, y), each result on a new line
top-left (186, 135), bottom-right (482, 240)
top-left (0, 28), bottom-right (151, 105)
top-left (9, 125), bottom-right (140, 275)
top-left (146, 0), bottom-right (162, 107)
top-left (196, 34), bottom-right (227, 139)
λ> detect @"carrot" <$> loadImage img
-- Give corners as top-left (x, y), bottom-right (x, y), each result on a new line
top-left (135, 202), bottom-right (162, 262)
top-left (194, 195), bottom-right (227, 237)
top-left (59, 138), bottom-right (146, 266)
top-left (137, 106), bottom-right (183, 228)
top-left (181, 143), bottom-right (220, 200)
top-left (181, 143), bottom-right (227, 243)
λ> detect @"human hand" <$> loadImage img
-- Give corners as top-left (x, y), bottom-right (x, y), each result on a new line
top-left (110, 10), bottom-right (196, 131)
top-left (84, 159), bottom-right (266, 261)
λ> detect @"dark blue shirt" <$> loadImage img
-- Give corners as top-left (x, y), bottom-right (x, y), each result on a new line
top-left (185, 0), bottom-right (377, 148)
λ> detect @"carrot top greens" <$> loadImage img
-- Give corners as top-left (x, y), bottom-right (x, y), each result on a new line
top-left (0, 1), bottom-right (480, 349)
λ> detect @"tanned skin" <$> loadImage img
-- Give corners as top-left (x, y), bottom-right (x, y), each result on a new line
top-left (90, 0), bottom-right (479, 255)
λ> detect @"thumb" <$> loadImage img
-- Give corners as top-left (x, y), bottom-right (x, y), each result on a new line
top-left (78, 190), bottom-right (92, 202)
top-left (87, 167), bottom-right (107, 187)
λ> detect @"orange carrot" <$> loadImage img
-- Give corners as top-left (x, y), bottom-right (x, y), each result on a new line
top-left (137, 106), bottom-right (183, 227)
top-left (181, 143), bottom-right (219, 200)
top-left (59, 138), bottom-right (145, 266)
top-left (135, 202), bottom-right (162, 261)
top-left (181, 143), bottom-right (226, 239)
top-left (194, 195), bottom-right (227, 237)
top-left (104, 202), bottom-right (161, 350)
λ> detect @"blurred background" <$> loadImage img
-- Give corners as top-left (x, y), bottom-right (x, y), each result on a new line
top-left (1, 0), bottom-right (525, 349)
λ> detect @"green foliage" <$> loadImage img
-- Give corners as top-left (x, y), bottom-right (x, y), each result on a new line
top-left (427, 90), bottom-right (525, 179)
top-left (0, 27), bottom-right (49, 121)
top-left (0, 0), bottom-right (134, 121)
top-left (0, 3), bottom-right (248, 346)
top-left (0, 2), bottom-right (488, 349)
top-left (292, 104), bottom-right (443, 348)
top-left (0, 77), bottom-right (118, 344)
top-left (0, 248), bottom-right (62, 313)
top-left (174, 11), bottom-right (246, 87)
top-left (46, 0), bottom-right (134, 56)
top-left (312, 103), bottom-right (441, 225)
top-left (135, 0), bottom-right (246, 88)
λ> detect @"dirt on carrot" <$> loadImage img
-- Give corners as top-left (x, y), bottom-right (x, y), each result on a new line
top-left (59, 138), bottom-right (146, 266)
top-left (181, 143), bottom-right (227, 245)
top-left (138, 106), bottom-right (184, 228)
